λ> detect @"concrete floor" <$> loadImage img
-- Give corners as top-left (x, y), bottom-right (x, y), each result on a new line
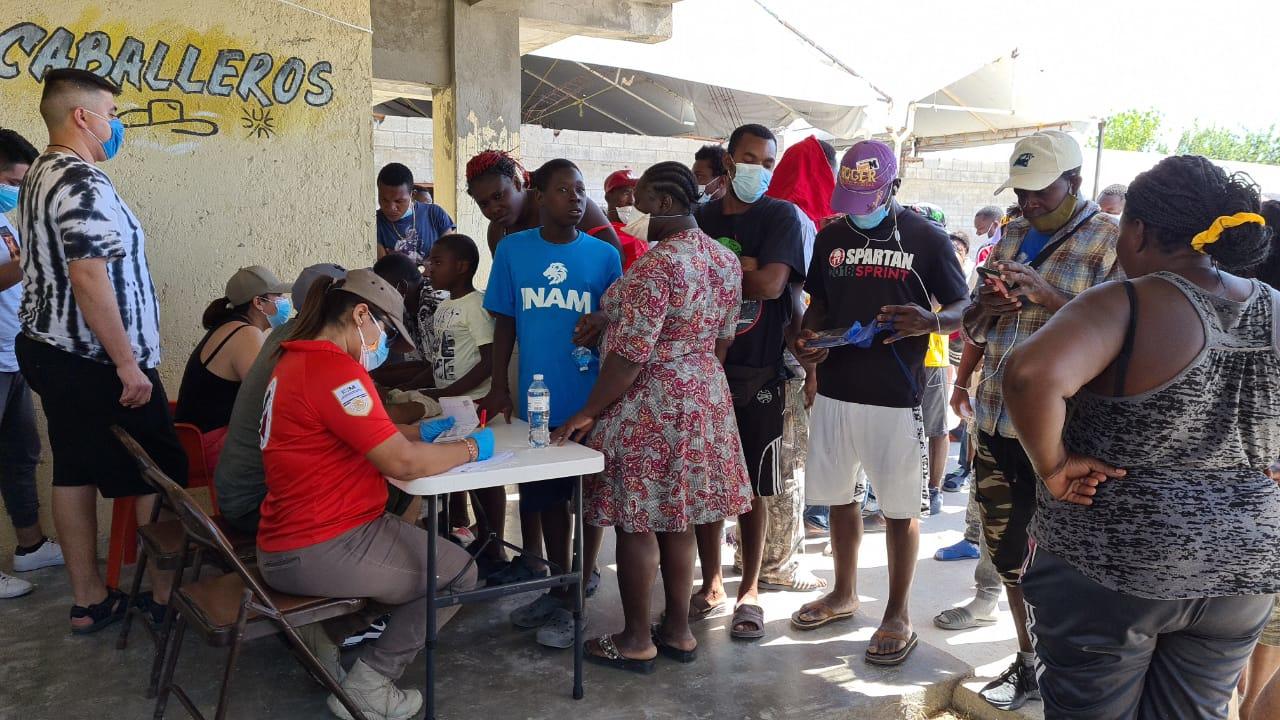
top-left (1, 454), bottom-right (1043, 720)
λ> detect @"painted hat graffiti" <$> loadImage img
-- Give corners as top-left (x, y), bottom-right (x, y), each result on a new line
top-left (118, 98), bottom-right (218, 137)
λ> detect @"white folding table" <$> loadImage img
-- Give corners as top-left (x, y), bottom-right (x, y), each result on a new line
top-left (389, 420), bottom-right (603, 720)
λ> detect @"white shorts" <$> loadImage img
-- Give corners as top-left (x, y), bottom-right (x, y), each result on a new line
top-left (805, 395), bottom-right (928, 520)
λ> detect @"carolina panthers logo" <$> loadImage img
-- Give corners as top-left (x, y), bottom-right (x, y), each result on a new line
top-left (1014, 152), bottom-right (1034, 168)
top-left (543, 262), bottom-right (568, 285)
top-left (756, 388), bottom-right (773, 404)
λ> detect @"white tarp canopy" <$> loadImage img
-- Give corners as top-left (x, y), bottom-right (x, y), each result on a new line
top-left (532, 0), bottom-right (1094, 146)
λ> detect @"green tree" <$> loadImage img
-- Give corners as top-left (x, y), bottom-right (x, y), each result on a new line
top-left (1097, 108), bottom-right (1164, 152)
top-left (1176, 123), bottom-right (1280, 165)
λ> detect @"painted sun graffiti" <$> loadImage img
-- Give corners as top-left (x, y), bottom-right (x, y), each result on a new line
top-left (241, 106), bottom-right (277, 139)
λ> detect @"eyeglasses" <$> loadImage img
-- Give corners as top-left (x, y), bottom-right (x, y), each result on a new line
top-left (371, 312), bottom-right (399, 343)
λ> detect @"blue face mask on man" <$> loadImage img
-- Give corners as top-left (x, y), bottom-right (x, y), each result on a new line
top-left (730, 162), bottom-right (772, 204)
top-left (82, 109), bottom-right (126, 161)
top-left (0, 185), bottom-right (17, 213)
top-left (850, 203), bottom-right (891, 229)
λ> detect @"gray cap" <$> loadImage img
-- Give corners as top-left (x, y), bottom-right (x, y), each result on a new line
top-left (225, 265), bottom-right (291, 306)
top-left (291, 263), bottom-right (347, 302)
top-left (333, 268), bottom-right (414, 352)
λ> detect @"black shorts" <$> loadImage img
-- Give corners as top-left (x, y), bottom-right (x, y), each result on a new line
top-left (16, 335), bottom-right (187, 498)
top-left (734, 378), bottom-right (784, 497)
top-left (518, 476), bottom-right (576, 514)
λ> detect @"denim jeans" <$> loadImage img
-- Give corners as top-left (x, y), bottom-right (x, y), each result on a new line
top-left (0, 371), bottom-right (41, 530)
top-left (803, 505), bottom-right (829, 529)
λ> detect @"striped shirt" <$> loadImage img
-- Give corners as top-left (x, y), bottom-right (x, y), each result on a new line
top-left (974, 201), bottom-right (1121, 438)
top-left (17, 152), bottom-right (161, 368)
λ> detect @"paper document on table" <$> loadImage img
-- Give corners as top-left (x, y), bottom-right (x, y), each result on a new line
top-left (455, 451), bottom-right (516, 472)
top-left (433, 396), bottom-right (478, 443)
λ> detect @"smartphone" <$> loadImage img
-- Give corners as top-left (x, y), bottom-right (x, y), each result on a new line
top-left (977, 265), bottom-right (1018, 294)
top-left (806, 328), bottom-right (853, 349)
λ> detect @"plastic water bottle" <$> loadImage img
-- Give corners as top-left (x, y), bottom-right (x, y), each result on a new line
top-left (527, 374), bottom-right (551, 448)
top-left (571, 346), bottom-right (593, 373)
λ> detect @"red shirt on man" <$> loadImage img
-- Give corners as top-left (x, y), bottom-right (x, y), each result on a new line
top-left (257, 340), bottom-right (398, 553)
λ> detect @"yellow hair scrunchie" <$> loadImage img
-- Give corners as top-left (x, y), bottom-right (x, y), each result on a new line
top-left (1190, 212), bottom-right (1266, 253)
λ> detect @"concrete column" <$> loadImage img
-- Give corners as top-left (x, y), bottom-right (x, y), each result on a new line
top-left (433, 0), bottom-right (521, 269)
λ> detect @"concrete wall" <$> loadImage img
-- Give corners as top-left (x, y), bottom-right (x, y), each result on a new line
top-left (0, 2), bottom-right (373, 549)
top-left (898, 157), bottom-right (1016, 240)
top-left (373, 116), bottom-right (707, 279)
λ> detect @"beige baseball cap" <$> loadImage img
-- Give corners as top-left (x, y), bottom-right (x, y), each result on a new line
top-left (333, 268), bottom-right (414, 351)
top-left (995, 130), bottom-right (1083, 194)
top-left (225, 265), bottom-right (291, 305)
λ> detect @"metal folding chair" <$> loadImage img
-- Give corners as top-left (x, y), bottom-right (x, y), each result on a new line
top-left (111, 427), bottom-right (369, 720)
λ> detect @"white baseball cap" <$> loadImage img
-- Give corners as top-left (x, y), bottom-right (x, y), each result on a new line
top-left (995, 130), bottom-right (1083, 194)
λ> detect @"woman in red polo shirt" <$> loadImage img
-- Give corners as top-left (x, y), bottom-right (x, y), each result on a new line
top-left (256, 269), bottom-right (492, 720)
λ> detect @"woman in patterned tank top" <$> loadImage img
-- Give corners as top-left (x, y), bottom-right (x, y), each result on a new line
top-left (1001, 155), bottom-right (1280, 719)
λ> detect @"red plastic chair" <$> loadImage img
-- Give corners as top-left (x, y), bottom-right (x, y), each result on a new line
top-left (104, 402), bottom-right (217, 588)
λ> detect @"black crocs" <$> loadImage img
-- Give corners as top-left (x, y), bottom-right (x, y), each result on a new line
top-left (70, 588), bottom-right (129, 635)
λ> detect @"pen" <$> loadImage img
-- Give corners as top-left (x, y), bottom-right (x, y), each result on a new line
top-left (479, 409), bottom-right (487, 429)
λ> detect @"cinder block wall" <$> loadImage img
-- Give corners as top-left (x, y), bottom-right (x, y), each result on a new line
top-left (898, 156), bottom-right (1017, 239)
top-left (373, 117), bottom-right (707, 208)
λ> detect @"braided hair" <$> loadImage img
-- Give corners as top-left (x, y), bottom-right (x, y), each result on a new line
top-left (465, 150), bottom-right (529, 191)
top-left (1126, 155), bottom-right (1271, 272)
top-left (640, 161), bottom-right (700, 213)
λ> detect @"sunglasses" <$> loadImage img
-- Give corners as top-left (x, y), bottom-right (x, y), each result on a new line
top-left (371, 311), bottom-right (400, 343)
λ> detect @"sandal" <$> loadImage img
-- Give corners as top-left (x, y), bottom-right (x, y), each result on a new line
top-left (133, 591), bottom-right (170, 627)
top-left (730, 602), bottom-right (765, 640)
top-left (933, 606), bottom-right (996, 631)
top-left (510, 593), bottom-right (565, 629)
top-left (70, 588), bottom-right (128, 635)
top-left (760, 569), bottom-right (828, 592)
top-left (688, 592), bottom-right (725, 621)
top-left (650, 624), bottom-right (697, 663)
top-left (865, 629), bottom-right (918, 666)
top-left (584, 635), bottom-right (656, 674)
top-left (790, 600), bottom-right (856, 631)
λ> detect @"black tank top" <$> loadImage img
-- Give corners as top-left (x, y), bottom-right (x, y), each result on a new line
top-left (175, 323), bottom-right (252, 432)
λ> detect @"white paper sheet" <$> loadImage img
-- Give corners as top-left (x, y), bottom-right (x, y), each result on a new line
top-left (433, 396), bottom-right (479, 443)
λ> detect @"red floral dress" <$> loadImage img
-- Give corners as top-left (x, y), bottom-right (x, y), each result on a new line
top-left (584, 228), bottom-right (752, 533)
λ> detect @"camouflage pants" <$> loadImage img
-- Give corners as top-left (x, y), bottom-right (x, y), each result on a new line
top-left (735, 376), bottom-right (805, 584)
top-left (974, 431), bottom-right (1038, 587)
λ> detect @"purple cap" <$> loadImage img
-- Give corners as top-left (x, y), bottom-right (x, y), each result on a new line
top-left (831, 140), bottom-right (898, 216)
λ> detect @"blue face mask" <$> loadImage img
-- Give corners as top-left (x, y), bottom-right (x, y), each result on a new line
top-left (730, 162), bottom-right (772, 204)
top-left (0, 185), bottom-right (17, 213)
top-left (266, 297), bottom-right (292, 329)
top-left (850, 203), bottom-right (890, 229)
top-left (84, 109), bottom-right (125, 161)
top-left (358, 317), bottom-right (390, 371)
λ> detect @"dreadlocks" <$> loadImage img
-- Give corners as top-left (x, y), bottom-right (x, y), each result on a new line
top-left (1126, 155), bottom-right (1271, 272)
top-left (465, 150), bottom-right (529, 191)
top-left (640, 161), bottom-right (700, 212)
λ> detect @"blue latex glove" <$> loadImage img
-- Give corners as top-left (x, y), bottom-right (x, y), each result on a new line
top-left (419, 416), bottom-right (456, 442)
top-left (467, 428), bottom-right (495, 461)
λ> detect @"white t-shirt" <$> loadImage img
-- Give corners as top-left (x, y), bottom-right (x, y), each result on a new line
top-left (18, 153), bottom-right (161, 367)
top-left (431, 291), bottom-right (495, 400)
top-left (0, 215), bottom-right (22, 372)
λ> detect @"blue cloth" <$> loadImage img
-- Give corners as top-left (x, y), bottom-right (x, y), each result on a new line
top-left (0, 216), bottom-right (21, 372)
top-left (1015, 227), bottom-right (1052, 264)
top-left (484, 228), bottom-right (622, 427)
top-left (376, 201), bottom-right (454, 263)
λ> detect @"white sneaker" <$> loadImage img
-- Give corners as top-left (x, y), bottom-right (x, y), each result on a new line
top-left (0, 571), bottom-right (32, 598)
top-left (13, 539), bottom-right (65, 572)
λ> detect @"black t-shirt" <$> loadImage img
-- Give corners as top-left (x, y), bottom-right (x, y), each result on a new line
top-left (695, 196), bottom-right (806, 378)
top-left (805, 204), bottom-right (968, 408)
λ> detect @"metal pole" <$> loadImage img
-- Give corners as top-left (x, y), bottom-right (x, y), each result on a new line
top-left (1093, 119), bottom-right (1106, 199)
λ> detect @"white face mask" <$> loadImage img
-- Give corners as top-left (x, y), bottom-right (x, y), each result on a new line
top-left (616, 205), bottom-right (638, 225)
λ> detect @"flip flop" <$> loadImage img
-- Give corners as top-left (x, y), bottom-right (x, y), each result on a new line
top-left (933, 606), bottom-right (997, 631)
top-left (790, 601), bottom-right (856, 631)
top-left (687, 593), bottom-right (725, 621)
top-left (865, 629), bottom-right (918, 666)
top-left (760, 569), bottom-right (828, 592)
top-left (650, 624), bottom-right (697, 663)
top-left (730, 603), bottom-right (765, 640)
top-left (584, 635), bottom-right (656, 674)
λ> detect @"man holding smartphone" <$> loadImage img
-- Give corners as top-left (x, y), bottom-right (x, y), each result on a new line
top-left (952, 131), bottom-right (1121, 711)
